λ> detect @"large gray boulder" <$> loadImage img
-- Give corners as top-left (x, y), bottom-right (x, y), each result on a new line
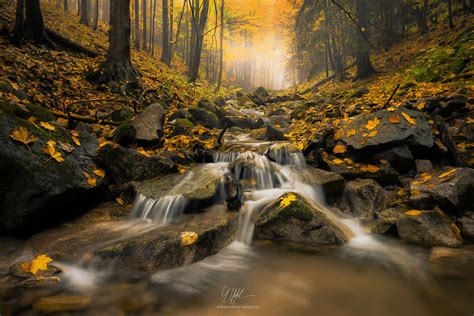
top-left (188, 107), bottom-right (221, 129)
top-left (343, 179), bottom-right (385, 218)
top-left (98, 144), bottom-right (175, 184)
top-left (338, 107), bottom-right (434, 150)
top-left (396, 210), bottom-right (462, 247)
top-left (409, 167), bottom-right (474, 213)
top-left (114, 103), bottom-right (165, 145)
top-left (301, 168), bottom-right (345, 196)
top-left (132, 164), bottom-right (242, 211)
top-left (254, 192), bottom-right (349, 244)
top-left (0, 105), bottom-right (105, 236)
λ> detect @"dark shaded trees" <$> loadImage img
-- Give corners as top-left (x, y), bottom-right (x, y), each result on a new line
top-left (188, 0), bottom-right (210, 82)
top-left (80, 0), bottom-right (89, 26)
top-left (161, 0), bottom-right (171, 64)
top-left (12, 0), bottom-right (50, 47)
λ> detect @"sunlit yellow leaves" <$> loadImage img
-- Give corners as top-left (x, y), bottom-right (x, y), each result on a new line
top-left (452, 224), bottom-right (462, 241)
top-left (180, 231), bottom-right (198, 246)
top-left (21, 254), bottom-right (53, 276)
top-left (82, 171), bottom-right (97, 186)
top-left (177, 164), bottom-right (188, 174)
top-left (387, 107), bottom-right (396, 112)
top-left (405, 210), bottom-right (423, 216)
top-left (365, 117), bottom-right (380, 131)
top-left (367, 131), bottom-right (378, 137)
top-left (389, 115), bottom-right (401, 124)
top-left (71, 130), bottom-right (81, 146)
top-left (401, 112), bottom-right (416, 125)
top-left (333, 145), bottom-right (347, 154)
top-left (137, 147), bottom-right (151, 157)
top-left (360, 164), bottom-right (380, 173)
top-left (10, 127), bottom-right (38, 150)
top-left (439, 168), bottom-right (457, 179)
top-left (115, 196), bottom-right (125, 205)
top-left (279, 193), bottom-right (296, 208)
top-left (43, 140), bottom-right (64, 163)
top-left (411, 189), bottom-right (421, 196)
top-left (91, 167), bottom-right (105, 178)
top-left (40, 121), bottom-right (55, 131)
top-left (346, 129), bottom-right (356, 137)
top-left (332, 158), bottom-right (344, 165)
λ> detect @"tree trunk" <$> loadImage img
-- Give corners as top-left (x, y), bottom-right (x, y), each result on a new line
top-left (12, 0), bottom-right (25, 45)
top-left (80, 0), bottom-right (89, 26)
top-left (354, 0), bottom-right (375, 80)
top-left (142, 0), bottom-right (147, 50)
top-left (98, 0), bottom-right (136, 82)
top-left (169, 0), bottom-right (174, 57)
top-left (447, 0), bottom-right (454, 29)
top-left (93, 0), bottom-right (99, 29)
top-left (64, 0), bottom-right (68, 11)
top-left (134, 0), bottom-right (140, 49)
top-left (102, 0), bottom-right (110, 23)
top-left (161, 0), bottom-right (171, 64)
top-left (188, 0), bottom-right (209, 82)
top-left (13, 0), bottom-right (51, 46)
top-left (215, 0), bottom-right (224, 91)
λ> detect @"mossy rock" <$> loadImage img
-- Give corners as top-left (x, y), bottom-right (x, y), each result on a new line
top-left (114, 123), bottom-right (137, 145)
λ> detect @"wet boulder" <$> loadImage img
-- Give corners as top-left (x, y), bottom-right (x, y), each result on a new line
top-left (301, 168), bottom-right (346, 196)
top-left (265, 124), bottom-right (288, 141)
top-left (458, 214), bottom-right (474, 242)
top-left (98, 144), bottom-right (175, 184)
top-left (372, 145), bottom-right (414, 173)
top-left (396, 210), bottom-right (462, 247)
top-left (132, 163), bottom-right (241, 211)
top-left (254, 192), bottom-right (349, 244)
top-left (0, 105), bottom-right (105, 236)
top-left (343, 179), bottom-right (385, 218)
top-left (254, 86), bottom-right (270, 98)
top-left (409, 167), bottom-right (474, 213)
top-left (338, 107), bottom-right (434, 150)
top-left (189, 107), bottom-right (221, 129)
top-left (222, 116), bottom-right (263, 129)
top-left (33, 295), bottom-right (91, 313)
top-left (114, 103), bottom-right (165, 145)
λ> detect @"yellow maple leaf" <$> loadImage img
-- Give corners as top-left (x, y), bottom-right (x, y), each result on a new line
top-left (40, 121), bottom-right (55, 131)
top-left (346, 129), bottom-right (357, 137)
top-left (91, 167), bottom-right (105, 178)
top-left (439, 168), bottom-right (457, 179)
top-left (401, 112), bottom-right (416, 125)
top-left (10, 127), bottom-right (38, 148)
top-left (180, 231), bottom-right (199, 246)
top-left (29, 254), bottom-right (53, 275)
top-left (405, 210), bottom-right (423, 216)
top-left (386, 107), bottom-right (396, 112)
top-left (366, 164), bottom-right (380, 173)
top-left (71, 135), bottom-right (81, 146)
top-left (43, 143), bottom-right (64, 163)
top-left (389, 115), bottom-right (401, 124)
top-left (279, 193), bottom-right (296, 208)
top-left (332, 158), bottom-right (344, 165)
top-left (365, 117), bottom-right (380, 131)
top-left (137, 147), bottom-right (151, 157)
top-left (367, 131), bottom-right (378, 138)
top-left (451, 224), bottom-right (462, 241)
top-left (83, 171), bottom-right (97, 186)
top-left (333, 145), bottom-right (347, 154)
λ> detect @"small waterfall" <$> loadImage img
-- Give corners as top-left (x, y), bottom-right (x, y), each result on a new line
top-left (267, 144), bottom-right (307, 169)
top-left (213, 151), bottom-right (240, 163)
top-left (131, 194), bottom-right (188, 225)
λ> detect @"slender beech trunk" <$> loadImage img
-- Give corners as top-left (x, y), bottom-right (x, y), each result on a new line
top-left (142, 0), bottom-right (147, 50)
top-left (80, 0), bottom-right (89, 26)
top-left (134, 0), bottom-right (140, 49)
top-left (161, 0), bottom-right (171, 64)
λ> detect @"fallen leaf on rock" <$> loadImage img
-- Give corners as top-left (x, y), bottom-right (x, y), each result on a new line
top-left (279, 193), bottom-right (296, 208)
top-left (43, 143), bottom-right (64, 163)
top-left (405, 210), bottom-right (423, 216)
top-left (346, 129), bottom-right (357, 137)
top-left (401, 112), bottom-right (416, 125)
top-left (387, 107), bottom-right (396, 112)
top-left (92, 167), bottom-right (105, 178)
top-left (332, 158), bottom-right (344, 165)
top-left (367, 131), bottom-right (378, 137)
top-left (365, 117), bottom-right (380, 131)
top-left (389, 115), bottom-right (401, 124)
top-left (72, 135), bottom-right (81, 146)
top-left (452, 224), bottom-right (463, 241)
top-left (21, 254), bottom-right (53, 275)
top-left (40, 121), bottom-right (55, 131)
top-left (83, 172), bottom-right (97, 186)
top-left (333, 145), bottom-right (347, 154)
top-left (365, 165), bottom-right (380, 173)
top-left (439, 168), bottom-right (457, 179)
top-left (137, 147), bottom-right (151, 157)
top-left (10, 127), bottom-right (38, 149)
top-left (115, 197), bottom-right (125, 205)
top-left (180, 231), bottom-right (198, 246)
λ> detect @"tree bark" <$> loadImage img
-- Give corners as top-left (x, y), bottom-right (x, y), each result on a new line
top-left (64, 0), bottom-right (68, 11)
top-left (13, 0), bottom-right (51, 47)
top-left (98, 0), bottom-right (136, 82)
top-left (354, 0), bottom-right (375, 80)
top-left (142, 0), bottom-right (147, 50)
top-left (93, 0), bottom-right (99, 30)
top-left (134, 0), bottom-right (140, 49)
top-left (188, 0), bottom-right (209, 82)
top-left (215, 0), bottom-right (224, 91)
top-left (161, 0), bottom-right (171, 64)
top-left (80, 0), bottom-right (90, 26)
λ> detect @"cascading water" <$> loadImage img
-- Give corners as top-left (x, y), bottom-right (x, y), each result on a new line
top-left (132, 194), bottom-right (188, 225)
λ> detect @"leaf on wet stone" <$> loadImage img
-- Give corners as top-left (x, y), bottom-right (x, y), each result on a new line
top-left (279, 193), bottom-right (296, 208)
top-left (401, 112), bottom-right (416, 125)
top-left (332, 158), bottom-right (344, 165)
top-left (10, 127), bottom-right (38, 147)
top-left (346, 129), bottom-right (356, 137)
top-left (452, 224), bottom-right (462, 241)
top-left (439, 168), bottom-right (457, 179)
top-left (180, 231), bottom-right (198, 246)
top-left (367, 131), bottom-right (378, 137)
top-left (333, 145), bottom-right (347, 154)
top-left (365, 164), bottom-right (380, 173)
top-left (365, 117), bottom-right (380, 131)
top-left (40, 121), bottom-right (55, 131)
top-left (83, 171), bottom-right (97, 186)
top-left (91, 167), bottom-right (105, 178)
top-left (389, 115), bottom-right (401, 124)
top-left (405, 210), bottom-right (423, 216)
top-left (43, 142), bottom-right (64, 163)
top-left (22, 254), bottom-right (53, 275)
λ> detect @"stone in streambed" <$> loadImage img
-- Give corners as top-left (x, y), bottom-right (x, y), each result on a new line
top-left (254, 192), bottom-right (348, 244)
top-left (343, 179), bottom-right (385, 218)
top-left (189, 107), bottom-right (221, 129)
top-left (301, 167), bottom-right (346, 196)
top-left (98, 144), bottom-right (175, 184)
top-left (396, 210), bottom-right (462, 247)
top-left (33, 294), bottom-right (91, 313)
